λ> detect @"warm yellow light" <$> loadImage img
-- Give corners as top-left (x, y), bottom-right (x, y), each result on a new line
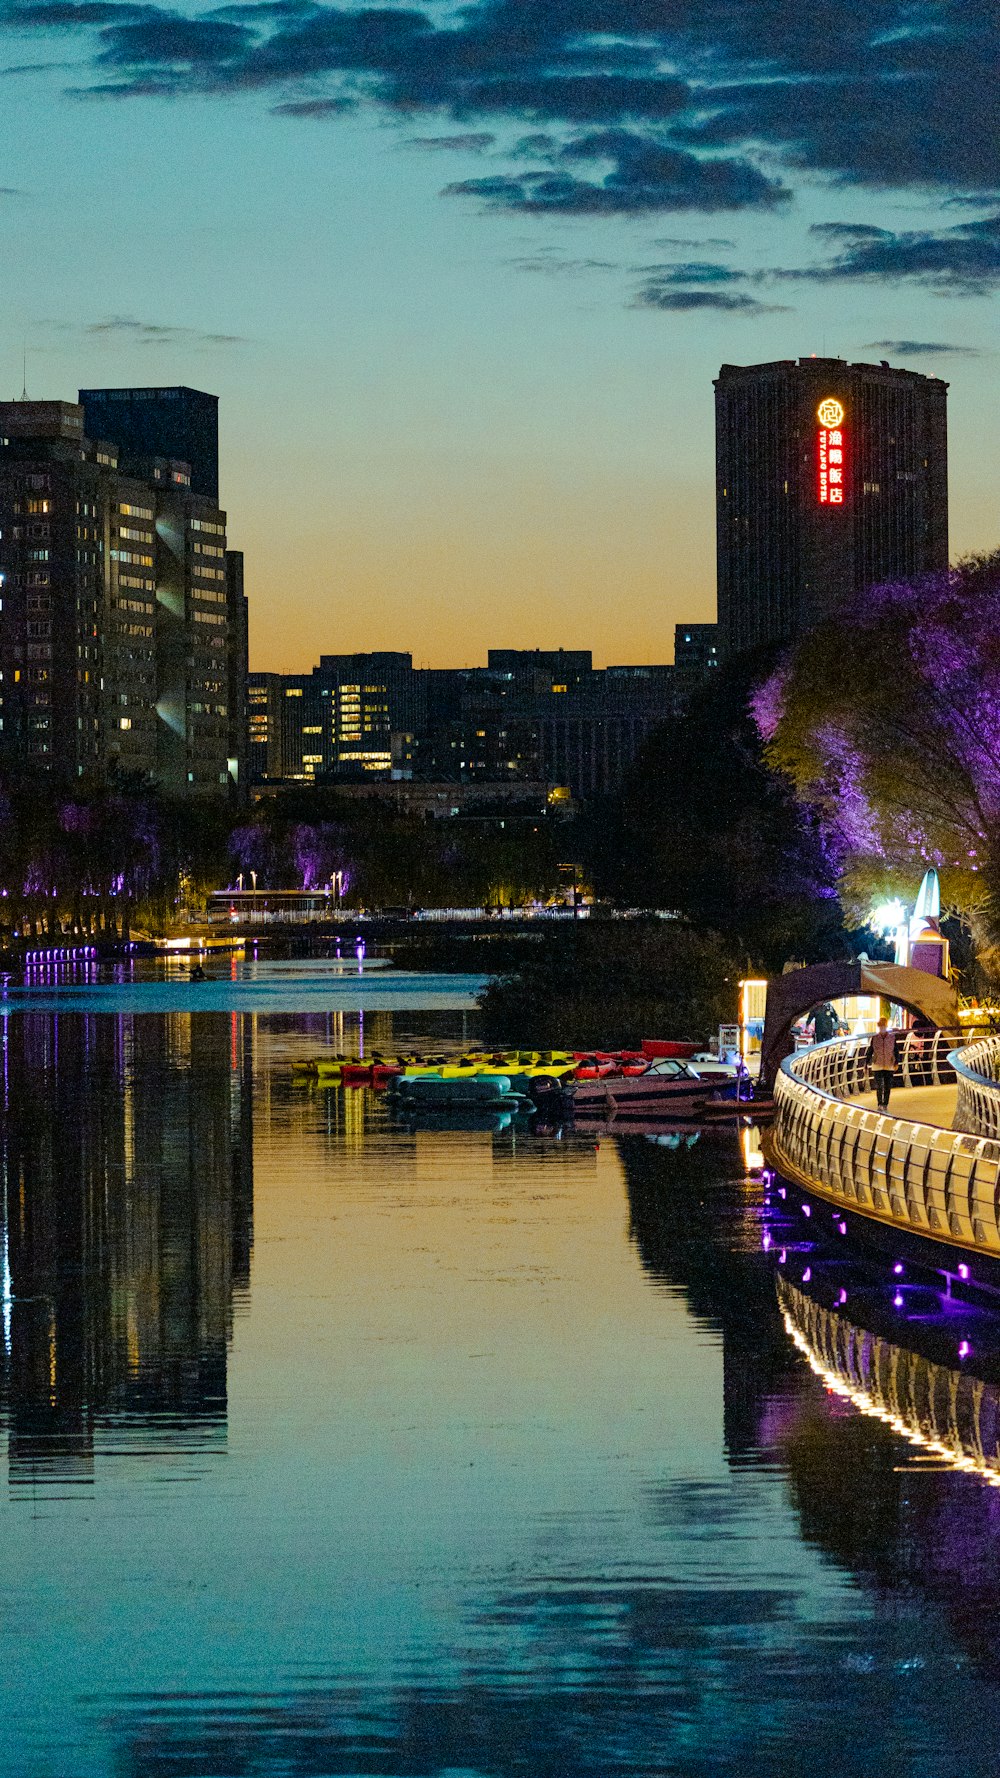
top-left (817, 398), bottom-right (845, 427)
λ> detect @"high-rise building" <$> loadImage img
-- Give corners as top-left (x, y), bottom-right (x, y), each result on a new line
top-left (0, 398), bottom-right (245, 794)
top-left (715, 358), bottom-right (949, 657)
top-left (673, 623), bottom-right (719, 700)
top-left (78, 385), bottom-right (220, 500)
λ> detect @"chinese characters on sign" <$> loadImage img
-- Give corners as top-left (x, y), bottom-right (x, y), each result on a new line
top-left (817, 397), bottom-right (846, 505)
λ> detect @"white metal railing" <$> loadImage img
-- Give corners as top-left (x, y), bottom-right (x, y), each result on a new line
top-left (770, 1033), bottom-right (1000, 1256)
top-left (952, 1034), bottom-right (1000, 1140)
top-left (787, 1029), bottom-right (957, 1099)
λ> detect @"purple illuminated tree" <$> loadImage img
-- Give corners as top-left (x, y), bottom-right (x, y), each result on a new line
top-left (756, 550), bottom-right (1000, 950)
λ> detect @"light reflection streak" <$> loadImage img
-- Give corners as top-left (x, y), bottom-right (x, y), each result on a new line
top-left (780, 1278), bottom-right (1000, 1486)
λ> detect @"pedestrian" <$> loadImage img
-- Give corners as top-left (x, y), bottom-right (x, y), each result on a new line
top-left (811, 1002), bottom-right (839, 1044)
top-left (866, 1017), bottom-right (898, 1110)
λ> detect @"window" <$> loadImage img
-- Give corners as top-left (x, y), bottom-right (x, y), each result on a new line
top-left (119, 717), bottom-right (132, 730)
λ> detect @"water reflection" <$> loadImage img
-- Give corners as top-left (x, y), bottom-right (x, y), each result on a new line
top-left (0, 1012), bottom-right (253, 1485)
top-left (9, 1018), bottom-right (1000, 1774)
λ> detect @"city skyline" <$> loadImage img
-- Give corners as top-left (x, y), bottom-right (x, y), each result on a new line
top-left (1, 1), bottom-right (997, 669)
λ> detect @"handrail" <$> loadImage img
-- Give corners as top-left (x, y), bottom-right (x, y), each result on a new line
top-left (770, 1032), bottom-right (1000, 1258)
top-left (950, 1034), bottom-right (1000, 1140)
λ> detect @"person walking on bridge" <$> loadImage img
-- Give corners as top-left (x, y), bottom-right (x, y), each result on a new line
top-left (866, 1017), bottom-right (899, 1111)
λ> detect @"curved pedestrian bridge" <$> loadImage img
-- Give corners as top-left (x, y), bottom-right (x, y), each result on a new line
top-left (769, 1031), bottom-right (1000, 1258)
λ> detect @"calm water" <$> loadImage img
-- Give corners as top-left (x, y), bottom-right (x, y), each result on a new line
top-left (5, 1002), bottom-right (1000, 1776)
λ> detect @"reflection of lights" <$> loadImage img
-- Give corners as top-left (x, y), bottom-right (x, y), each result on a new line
top-left (781, 1291), bottom-right (1000, 1487)
top-left (959, 1264), bottom-right (970, 1280)
top-left (893, 1292), bottom-right (904, 1307)
top-left (741, 1123), bottom-right (765, 1173)
top-left (894, 1262), bottom-right (904, 1275)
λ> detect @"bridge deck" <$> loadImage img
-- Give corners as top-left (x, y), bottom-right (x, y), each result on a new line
top-left (850, 1083), bottom-right (958, 1128)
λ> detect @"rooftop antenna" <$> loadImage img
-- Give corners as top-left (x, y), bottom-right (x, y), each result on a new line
top-left (20, 341), bottom-right (27, 402)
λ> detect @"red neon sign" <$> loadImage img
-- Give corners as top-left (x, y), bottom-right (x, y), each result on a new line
top-left (817, 398), bottom-right (846, 506)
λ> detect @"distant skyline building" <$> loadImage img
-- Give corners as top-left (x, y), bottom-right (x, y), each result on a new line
top-left (715, 357), bottom-right (949, 657)
top-left (0, 395), bottom-right (246, 794)
top-left (250, 649), bottom-right (679, 800)
top-left (78, 386), bottom-right (220, 501)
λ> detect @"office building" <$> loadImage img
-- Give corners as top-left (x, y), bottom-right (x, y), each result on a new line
top-left (78, 385), bottom-right (220, 501)
top-left (250, 652), bottom-right (675, 801)
top-left (673, 623), bottom-right (720, 700)
top-left (715, 358), bottom-right (949, 657)
top-left (0, 397), bottom-right (244, 794)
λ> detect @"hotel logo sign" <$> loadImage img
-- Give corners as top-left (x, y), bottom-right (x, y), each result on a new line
top-left (817, 398), bottom-right (846, 506)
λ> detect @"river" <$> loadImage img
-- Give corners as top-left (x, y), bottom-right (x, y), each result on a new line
top-left (4, 994), bottom-right (1000, 1775)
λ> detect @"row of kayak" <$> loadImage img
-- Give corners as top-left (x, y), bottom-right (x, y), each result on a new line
top-left (292, 1043), bottom-right (703, 1086)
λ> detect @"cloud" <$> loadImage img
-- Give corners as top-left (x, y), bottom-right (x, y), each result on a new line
top-left (271, 93), bottom-right (351, 115)
top-left (82, 315), bottom-right (247, 344)
top-left (445, 132), bottom-right (790, 215)
top-left (4, 0), bottom-right (1000, 232)
top-left (782, 213), bottom-right (1000, 292)
top-left (632, 285), bottom-right (788, 314)
top-left (506, 252), bottom-right (618, 275)
top-left (863, 338), bottom-right (986, 358)
top-left (405, 132), bottom-right (494, 153)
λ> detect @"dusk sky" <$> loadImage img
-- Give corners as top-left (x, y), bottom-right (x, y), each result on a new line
top-left (1, 0), bottom-right (997, 669)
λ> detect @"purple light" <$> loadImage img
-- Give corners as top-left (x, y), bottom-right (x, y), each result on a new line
top-left (959, 1340), bottom-right (971, 1360)
top-left (959, 1264), bottom-right (970, 1280)
top-left (762, 1231), bottom-right (772, 1252)
top-left (802, 1204), bottom-right (811, 1218)
top-left (893, 1292), bottom-right (904, 1308)
top-left (802, 1267), bottom-right (812, 1283)
top-left (839, 1222), bottom-right (847, 1235)
top-left (894, 1262), bottom-right (904, 1275)
top-left (838, 1289), bottom-right (847, 1305)
top-left (778, 1186), bottom-right (787, 1199)
top-left (779, 1249), bottom-right (787, 1264)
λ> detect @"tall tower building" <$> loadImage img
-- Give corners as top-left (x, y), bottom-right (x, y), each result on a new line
top-left (715, 358), bottom-right (949, 657)
top-left (0, 397), bottom-right (244, 794)
top-left (78, 386), bottom-right (219, 501)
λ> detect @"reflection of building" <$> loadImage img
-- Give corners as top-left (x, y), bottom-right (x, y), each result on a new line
top-left (0, 1012), bottom-right (253, 1483)
top-left (716, 358), bottom-right (949, 657)
top-left (620, 1133), bottom-right (798, 1457)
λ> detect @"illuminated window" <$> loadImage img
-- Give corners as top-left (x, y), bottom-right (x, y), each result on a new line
top-left (120, 717), bottom-right (132, 730)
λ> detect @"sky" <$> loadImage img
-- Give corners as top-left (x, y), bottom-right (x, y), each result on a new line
top-left (0, 0), bottom-right (997, 670)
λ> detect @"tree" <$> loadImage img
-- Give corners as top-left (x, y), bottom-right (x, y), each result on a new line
top-left (756, 552), bottom-right (1000, 950)
top-left (603, 653), bottom-right (843, 970)
top-left (479, 920), bottom-right (739, 1050)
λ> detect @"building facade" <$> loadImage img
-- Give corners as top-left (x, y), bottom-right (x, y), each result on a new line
top-left (249, 651), bottom-right (676, 800)
top-left (0, 398), bottom-right (245, 795)
top-left (715, 358), bottom-right (949, 657)
top-left (78, 385), bottom-right (220, 501)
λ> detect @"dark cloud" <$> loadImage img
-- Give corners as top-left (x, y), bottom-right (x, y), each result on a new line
top-left (406, 131), bottom-right (494, 152)
top-left (445, 133), bottom-right (790, 214)
top-left (270, 93), bottom-right (350, 114)
top-left (82, 315), bottom-right (247, 343)
top-left (864, 338), bottom-right (986, 358)
top-left (784, 213), bottom-right (1000, 292)
top-left (506, 252), bottom-right (618, 275)
top-left (4, 0), bottom-right (1000, 232)
top-left (632, 285), bottom-right (787, 314)
top-left (631, 259), bottom-right (747, 285)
